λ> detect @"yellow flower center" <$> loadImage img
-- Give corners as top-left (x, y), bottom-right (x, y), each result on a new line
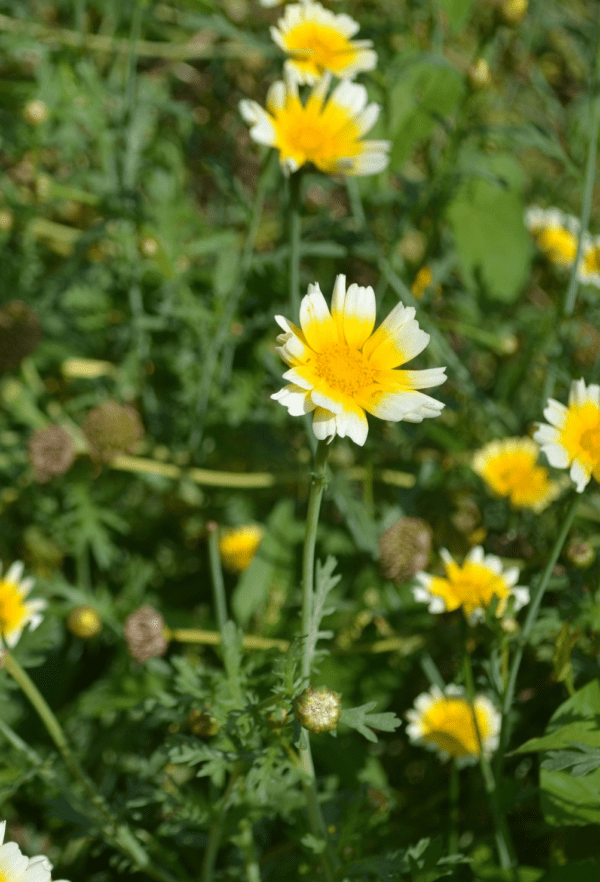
top-left (583, 245), bottom-right (600, 275)
top-left (272, 95), bottom-right (361, 172)
top-left (429, 561), bottom-right (510, 618)
top-left (480, 449), bottom-right (555, 509)
top-left (0, 578), bottom-right (27, 639)
top-left (421, 697), bottom-right (492, 758)
top-left (283, 22), bottom-right (358, 78)
top-left (536, 227), bottom-right (577, 266)
top-left (313, 342), bottom-right (375, 397)
top-left (559, 402), bottom-right (600, 472)
top-left (580, 424), bottom-right (600, 459)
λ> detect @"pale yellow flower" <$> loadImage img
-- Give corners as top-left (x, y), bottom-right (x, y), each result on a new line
top-left (534, 378), bottom-right (600, 492)
top-left (406, 685), bottom-right (501, 766)
top-left (0, 561), bottom-right (46, 648)
top-left (239, 72), bottom-right (390, 176)
top-left (472, 437), bottom-right (561, 513)
top-left (577, 236), bottom-right (600, 288)
top-left (272, 274), bottom-right (446, 446)
top-left (413, 546), bottom-right (529, 623)
top-left (0, 820), bottom-right (69, 882)
top-left (525, 206), bottom-right (582, 269)
top-left (271, 1), bottom-right (376, 85)
top-left (411, 265), bottom-right (437, 299)
top-left (219, 525), bottom-right (264, 573)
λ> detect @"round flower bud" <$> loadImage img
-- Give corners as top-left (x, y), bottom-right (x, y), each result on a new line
top-left (566, 539), bottom-right (595, 570)
top-left (124, 605), bottom-right (168, 663)
top-left (82, 401), bottom-right (144, 463)
top-left (0, 301), bottom-right (43, 372)
top-left (67, 605), bottom-right (102, 638)
top-left (294, 686), bottom-right (341, 733)
top-left (378, 517), bottom-right (432, 585)
top-left (28, 425), bottom-right (75, 483)
top-left (501, 0), bottom-right (528, 24)
top-left (468, 58), bottom-right (492, 90)
top-left (23, 99), bottom-right (49, 125)
top-left (188, 708), bottom-right (220, 738)
top-left (265, 705), bottom-right (289, 730)
top-left (218, 524), bottom-right (264, 573)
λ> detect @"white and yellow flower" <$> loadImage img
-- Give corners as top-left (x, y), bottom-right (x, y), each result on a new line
top-left (413, 546), bottom-right (529, 622)
top-left (272, 274), bottom-right (446, 446)
top-left (524, 205), bottom-right (582, 269)
top-left (534, 378), bottom-right (600, 492)
top-left (0, 561), bottom-right (46, 648)
top-left (577, 235), bottom-right (600, 288)
top-left (473, 437), bottom-right (561, 513)
top-left (239, 72), bottom-right (390, 176)
top-left (0, 820), bottom-right (69, 882)
top-left (271, 1), bottom-right (377, 85)
top-left (219, 525), bottom-right (264, 573)
top-left (406, 685), bottom-right (501, 766)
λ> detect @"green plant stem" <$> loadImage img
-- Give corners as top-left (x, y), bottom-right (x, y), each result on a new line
top-left (207, 524), bottom-right (228, 633)
top-left (449, 761), bottom-right (460, 858)
top-left (564, 15), bottom-right (600, 316)
top-left (202, 762), bottom-right (244, 882)
top-left (346, 177), bottom-right (366, 229)
top-left (3, 651), bottom-right (180, 882)
top-left (500, 493), bottom-right (580, 753)
top-left (237, 819), bottom-right (261, 882)
top-left (463, 653), bottom-right (516, 874)
top-left (288, 170), bottom-right (303, 317)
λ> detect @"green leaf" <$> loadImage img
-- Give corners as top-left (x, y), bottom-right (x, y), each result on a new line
top-left (304, 556), bottom-right (340, 662)
top-left (300, 833), bottom-right (327, 854)
top-left (446, 153), bottom-right (532, 302)
top-left (340, 701), bottom-right (402, 743)
top-left (439, 0), bottom-right (475, 31)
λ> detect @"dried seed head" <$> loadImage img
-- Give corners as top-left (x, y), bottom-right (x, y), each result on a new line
top-left (294, 686), bottom-right (342, 733)
top-left (28, 425), bottom-right (75, 483)
top-left (83, 401), bottom-right (144, 462)
top-left (124, 605), bottom-right (168, 663)
top-left (0, 301), bottom-right (43, 372)
top-left (67, 605), bottom-right (102, 639)
top-left (378, 517), bottom-right (432, 584)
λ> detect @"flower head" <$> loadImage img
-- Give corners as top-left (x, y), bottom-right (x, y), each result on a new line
top-left (0, 561), bottom-right (46, 648)
top-left (67, 606), bottom-right (102, 639)
top-left (577, 236), bottom-right (600, 288)
top-left (524, 206), bottom-right (582, 269)
top-left (294, 685), bottom-right (342, 732)
top-left (378, 517), bottom-right (432, 584)
top-left (534, 378), bottom-right (600, 492)
top-left (472, 437), bottom-right (561, 513)
top-left (406, 685), bottom-right (501, 766)
top-left (0, 820), bottom-right (69, 882)
top-left (124, 605), bottom-right (168, 663)
top-left (272, 275), bottom-right (446, 446)
top-left (271, 2), bottom-right (377, 85)
top-left (219, 525), bottom-right (264, 573)
top-left (413, 546), bottom-right (529, 623)
top-left (240, 72), bottom-right (390, 176)
top-left (83, 401), bottom-right (144, 463)
top-left (28, 426), bottom-right (76, 483)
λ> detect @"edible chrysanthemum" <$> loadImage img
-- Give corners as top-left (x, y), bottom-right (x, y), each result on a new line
top-left (240, 72), bottom-right (390, 176)
top-left (577, 236), bottom-right (600, 288)
top-left (219, 525), bottom-right (264, 573)
top-left (294, 685), bottom-right (342, 732)
top-left (413, 546), bottom-right (529, 622)
top-left (472, 437), bottom-right (561, 513)
top-left (272, 275), bottom-right (446, 445)
top-left (0, 561), bottom-right (46, 648)
top-left (524, 206), bottom-right (582, 269)
top-left (534, 378), bottom-right (600, 492)
top-left (0, 820), bottom-right (69, 882)
top-left (271, 1), bottom-right (377, 85)
top-left (406, 685), bottom-right (501, 766)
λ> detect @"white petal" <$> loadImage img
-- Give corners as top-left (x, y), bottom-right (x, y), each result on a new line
top-left (312, 407), bottom-right (337, 442)
top-left (570, 459), bottom-right (591, 493)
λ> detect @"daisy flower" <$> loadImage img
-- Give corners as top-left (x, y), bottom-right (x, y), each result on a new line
top-left (0, 821), bottom-right (69, 882)
top-left (534, 378), bottom-right (600, 493)
top-left (239, 72), bottom-right (390, 176)
top-left (272, 274), bottom-right (446, 446)
top-left (219, 525), bottom-right (264, 573)
top-left (472, 437), bottom-right (561, 513)
top-left (271, 1), bottom-right (377, 85)
top-left (577, 235), bottom-right (600, 288)
top-left (406, 685), bottom-right (501, 766)
top-left (0, 561), bottom-right (46, 648)
top-left (524, 205), bottom-right (582, 269)
top-left (413, 546), bottom-right (529, 622)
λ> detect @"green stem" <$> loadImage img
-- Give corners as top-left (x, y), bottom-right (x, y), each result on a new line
top-left (288, 170), bottom-right (303, 318)
top-left (346, 177), bottom-right (366, 229)
top-left (564, 14), bottom-right (600, 317)
top-left (202, 762), bottom-right (244, 882)
top-left (500, 493), bottom-right (579, 751)
top-left (449, 761), bottom-right (460, 859)
top-left (463, 653), bottom-right (516, 874)
top-left (207, 523), bottom-right (228, 633)
top-left (237, 819), bottom-right (262, 882)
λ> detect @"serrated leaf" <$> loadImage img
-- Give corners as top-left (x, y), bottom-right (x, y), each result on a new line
top-left (300, 833), bottom-right (327, 854)
top-left (304, 556), bottom-right (340, 663)
top-left (341, 701), bottom-right (401, 743)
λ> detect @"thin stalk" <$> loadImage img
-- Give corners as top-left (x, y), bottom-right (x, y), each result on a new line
top-left (288, 170), bottom-right (303, 318)
top-left (564, 14), bottom-right (600, 317)
top-left (168, 628), bottom-right (289, 652)
top-left (237, 819), bottom-right (261, 882)
top-left (449, 761), bottom-right (460, 858)
top-left (202, 762), bottom-right (244, 882)
top-left (463, 653), bottom-right (516, 874)
top-left (206, 523), bottom-right (228, 633)
top-left (346, 177), bottom-right (366, 229)
top-left (500, 493), bottom-right (579, 752)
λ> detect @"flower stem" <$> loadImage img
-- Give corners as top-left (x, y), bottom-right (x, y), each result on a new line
top-left (202, 762), bottom-right (244, 882)
top-left (449, 761), bottom-right (460, 858)
top-left (500, 492), bottom-right (579, 751)
top-left (206, 522), bottom-right (228, 633)
top-left (289, 170), bottom-right (303, 318)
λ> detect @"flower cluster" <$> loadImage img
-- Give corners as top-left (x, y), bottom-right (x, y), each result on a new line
top-left (525, 205), bottom-right (600, 288)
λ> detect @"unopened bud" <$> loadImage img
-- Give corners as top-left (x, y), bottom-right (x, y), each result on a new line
top-left (83, 401), bottom-right (144, 462)
top-left (23, 99), bottom-right (49, 125)
top-left (294, 686), bottom-right (341, 733)
top-left (501, 0), bottom-right (528, 24)
top-left (67, 605), bottom-right (102, 638)
top-left (468, 59), bottom-right (492, 90)
top-left (566, 539), bottom-right (595, 570)
top-left (28, 425), bottom-right (75, 483)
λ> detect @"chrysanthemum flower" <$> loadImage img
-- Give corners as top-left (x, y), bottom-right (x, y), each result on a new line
top-left (413, 546), bottom-right (529, 622)
top-left (219, 525), bottom-right (264, 573)
top-left (272, 275), bottom-right (446, 446)
top-left (472, 437), bottom-right (561, 513)
top-left (0, 820), bottom-right (69, 882)
top-left (406, 685), bottom-right (501, 766)
top-left (0, 561), bottom-right (46, 648)
top-left (239, 72), bottom-right (390, 176)
top-left (271, 2), bottom-right (377, 85)
top-left (524, 206), bottom-right (582, 269)
top-left (577, 236), bottom-right (600, 288)
top-left (534, 378), bottom-right (600, 493)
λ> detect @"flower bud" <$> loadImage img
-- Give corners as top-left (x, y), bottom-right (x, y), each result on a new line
top-left (124, 605), bottom-right (168, 663)
top-left (83, 401), bottom-right (144, 463)
top-left (67, 605), bottom-right (102, 638)
top-left (28, 425), bottom-right (75, 483)
top-left (468, 59), bottom-right (492, 90)
top-left (294, 686), bottom-right (341, 733)
top-left (23, 99), bottom-right (49, 125)
top-left (0, 301), bottom-right (43, 371)
top-left (188, 708), bottom-right (220, 738)
top-left (566, 539), bottom-right (595, 570)
top-left (378, 517), bottom-right (432, 584)
top-left (501, 0), bottom-right (528, 24)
